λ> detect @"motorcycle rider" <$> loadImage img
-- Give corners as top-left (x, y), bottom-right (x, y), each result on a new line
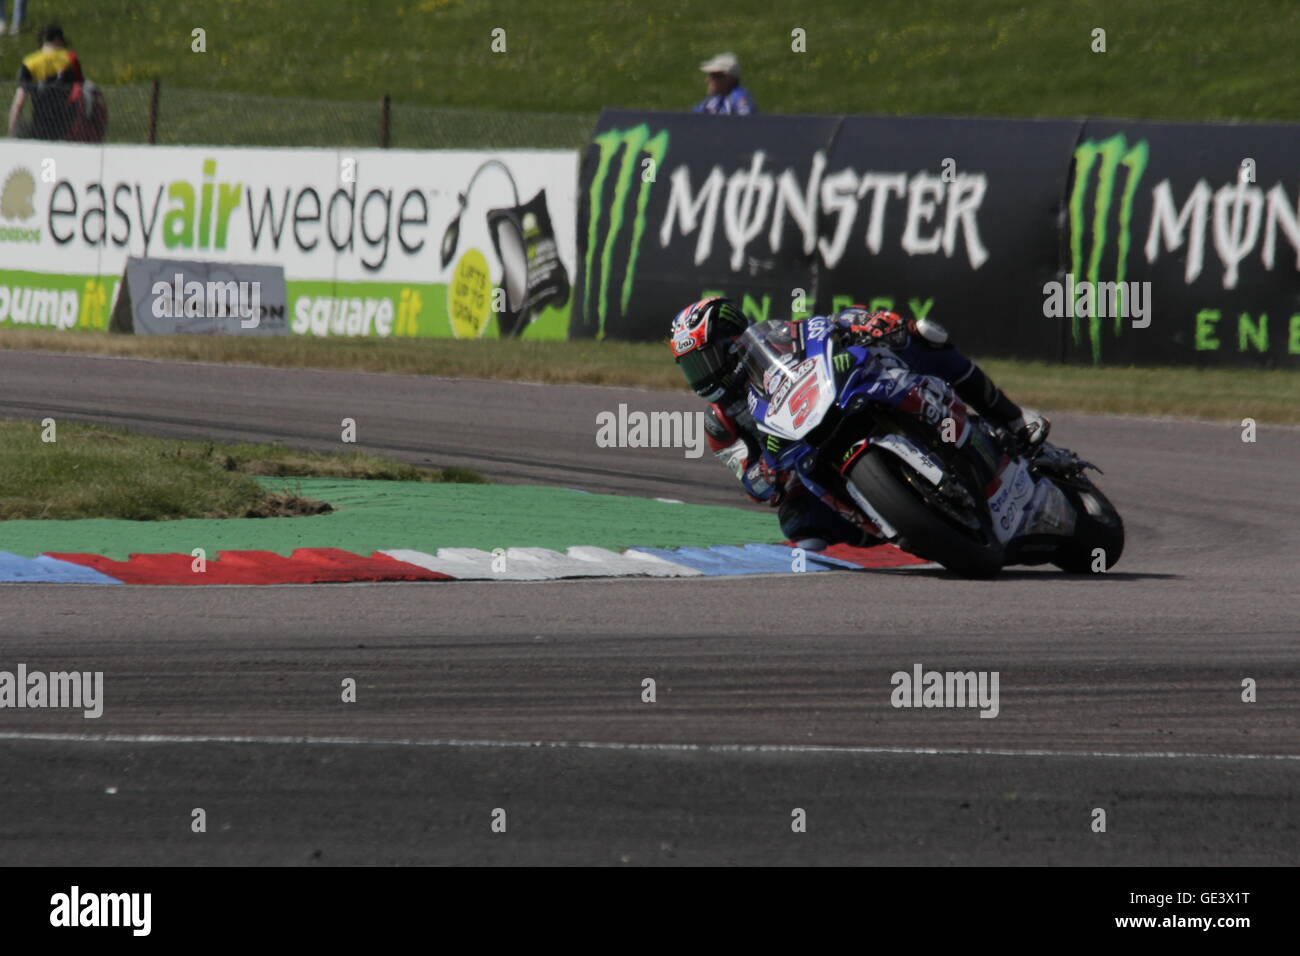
top-left (669, 296), bottom-right (1050, 551)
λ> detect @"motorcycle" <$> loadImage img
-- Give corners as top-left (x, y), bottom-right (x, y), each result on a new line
top-left (735, 317), bottom-right (1125, 577)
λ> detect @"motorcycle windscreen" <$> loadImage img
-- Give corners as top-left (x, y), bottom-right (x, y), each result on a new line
top-left (738, 322), bottom-right (835, 440)
top-left (736, 319), bottom-right (803, 398)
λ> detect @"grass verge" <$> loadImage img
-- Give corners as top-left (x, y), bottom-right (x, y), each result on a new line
top-left (2, 331), bottom-right (1297, 424)
top-left (976, 359), bottom-right (1300, 425)
top-left (6, 0), bottom-right (1296, 122)
top-left (0, 419), bottom-right (486, 521)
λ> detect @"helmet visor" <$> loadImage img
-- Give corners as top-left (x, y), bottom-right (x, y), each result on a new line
top-left (677, 343), bottom-right (738, 401)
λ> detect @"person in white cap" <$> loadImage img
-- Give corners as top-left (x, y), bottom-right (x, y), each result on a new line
top-left (693, 52), bottom-right (756, 116)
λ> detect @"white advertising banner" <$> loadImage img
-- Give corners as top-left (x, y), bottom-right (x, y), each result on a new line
top-left (0, 142), bottom-right (578, 338)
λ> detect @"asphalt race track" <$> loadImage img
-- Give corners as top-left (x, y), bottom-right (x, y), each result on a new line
top-left (1, 350), bottom-right (1296, 865)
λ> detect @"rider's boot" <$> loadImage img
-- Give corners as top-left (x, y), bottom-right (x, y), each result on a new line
top-left (952, 363), bottom-right (1050, 451)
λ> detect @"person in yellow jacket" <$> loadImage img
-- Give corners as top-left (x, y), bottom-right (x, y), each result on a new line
top-left (7, 23), bottom-right (83, 139)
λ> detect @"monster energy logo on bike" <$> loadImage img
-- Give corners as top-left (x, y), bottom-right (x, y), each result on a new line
top-left (581, 124), bottom-right (669, 339)
top-left (1068, 133), bottom-right (1149, 363)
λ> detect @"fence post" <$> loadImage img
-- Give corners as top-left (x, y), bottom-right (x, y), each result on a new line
top-left (148, 78), bottom-right (160, 145)
top-left (380, 94), bottom-right (391, 148)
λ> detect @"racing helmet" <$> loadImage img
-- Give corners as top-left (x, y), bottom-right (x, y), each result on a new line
top-left (668, 297), bottom-right (751, 401)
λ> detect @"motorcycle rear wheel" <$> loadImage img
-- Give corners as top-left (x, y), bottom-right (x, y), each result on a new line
top-left (1049, 480), bottom-right (1125, 573)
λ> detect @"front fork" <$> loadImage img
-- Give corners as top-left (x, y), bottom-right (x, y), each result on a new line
top-left (816, 402), bottom-right (1000, 542)
top-left (793, 448), bottom-right (888, 541)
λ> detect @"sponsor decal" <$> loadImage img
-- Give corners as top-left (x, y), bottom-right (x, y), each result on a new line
top-left (1069, 134), bottom-right (1150, 363)
top-left (786, 373), bottom-right (822, 429)
top-left (987, 460), bottom-right (1035, 542)
top-left (475, 188), bottom-right (571, 336)
top-left (581, 124), bottom-right (670, 338)
top-left (838, 438), bottom-right (869, 472)
top-left (874, 434), bottom-right (944, 485)
top-left (766, 357), bottom-right (815, 408)
top-left (447, 247), bottom-right (493, 338)
top-left (657, 152), bottom-right (989, 272)
top-left (292, 294), bottom-right (399, 337)
top-left (0, 167), bottom-right (40, 243)
top-left (905, 376), bottom-right (949, 426)
top-left (0, 282), bottom-right (79, 329)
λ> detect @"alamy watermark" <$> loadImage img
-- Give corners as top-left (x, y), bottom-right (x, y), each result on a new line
top-left (890, 663), bottom-right (999, 718)
top-left (0, 663), bottom-right (103, 718)
top-left (1042, 273), bottom-right (1151, 329)
top-left (50, 886), bottom-right (150, 936)
top-left (595, 404), bottom-right (705, 458)
top-left (150, 273), bottom-right (261, 328)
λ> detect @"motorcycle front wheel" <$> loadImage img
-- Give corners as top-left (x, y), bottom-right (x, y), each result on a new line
top-left (849, 450), bottom-right (1003, 578)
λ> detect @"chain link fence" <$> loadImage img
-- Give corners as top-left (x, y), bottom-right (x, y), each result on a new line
top-left (87, 83), bottom-right (596, 149)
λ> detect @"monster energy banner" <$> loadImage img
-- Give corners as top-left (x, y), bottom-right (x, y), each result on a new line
top-left (576, 114), bottom-right (838, 341)
top-left (575, 109), bottom-right (1300, 368)
top-left (1066, 120), bottom-right (1300, 366)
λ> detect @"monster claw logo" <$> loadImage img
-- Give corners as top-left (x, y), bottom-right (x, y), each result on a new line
top-left (580, 124), bottom-right (669, 339)
top-left (1068, 133), bottom-right (1149, 363)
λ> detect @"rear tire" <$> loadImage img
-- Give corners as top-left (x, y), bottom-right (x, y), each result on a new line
top-left (1051, 482), bottom-right (1125, 573)
top-left (849, 451), bottom-right (1003, 578)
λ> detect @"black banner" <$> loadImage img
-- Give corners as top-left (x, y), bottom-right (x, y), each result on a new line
top-left (0, 866), bottom-right (1286, 941)
top-left (574, 109), bottom-right (1300, 368)
top-left (821, 116), bottom-right (1079, 362)
top-left (573, 112), bottom-right (841, 343)
top-left (1065, 120), bottom-right (1300, 366)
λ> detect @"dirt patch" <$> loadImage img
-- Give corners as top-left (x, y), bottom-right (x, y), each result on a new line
top-left (238, 493), bottom-right (334, 519)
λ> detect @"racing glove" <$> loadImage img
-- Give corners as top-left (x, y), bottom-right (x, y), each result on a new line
top-left (834, 308), bottom-right (912, 348)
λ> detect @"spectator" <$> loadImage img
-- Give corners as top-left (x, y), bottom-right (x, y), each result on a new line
top-left (0, 1), bottom-right (28, 36)
top-left (8, 23), bottom-right (83, 139)
top-left (693, 52), bottom-right (756, 116)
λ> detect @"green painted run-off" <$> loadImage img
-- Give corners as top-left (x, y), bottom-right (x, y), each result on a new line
top-left (0, 479), bottom-right (782, 560)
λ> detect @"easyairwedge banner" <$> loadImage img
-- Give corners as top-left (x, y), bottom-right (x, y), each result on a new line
top-left (0, 143), bottom-right (578, 339)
